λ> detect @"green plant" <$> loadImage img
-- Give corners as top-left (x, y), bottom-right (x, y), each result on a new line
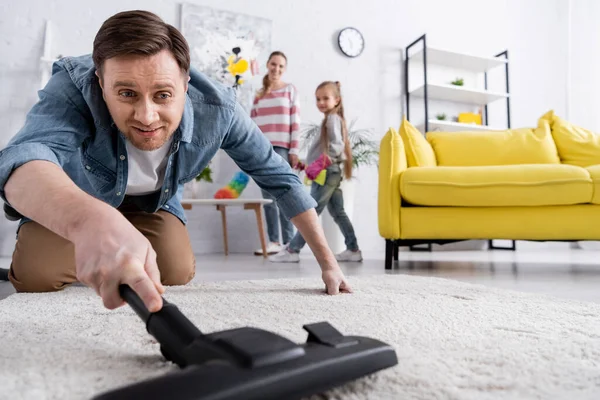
top-left (299, 118), bottom-right (379, 171)
top-left (436, 113), bottom-right (447, 121)
top-left (451, 78), bottom-right (464, 86)
top-left (195, 165), bottom-right (213, 183)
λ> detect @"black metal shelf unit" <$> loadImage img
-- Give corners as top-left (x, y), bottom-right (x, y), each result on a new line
top-left (405, 34), bottom-right (510, 131)
top-left (385, 34), bottom-right (514, 268)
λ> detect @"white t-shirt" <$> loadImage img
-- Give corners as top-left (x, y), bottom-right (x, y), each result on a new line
top-left (125, 137), bottom-right (173, 196)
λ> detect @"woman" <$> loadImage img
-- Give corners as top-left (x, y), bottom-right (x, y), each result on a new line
top-left (250, 51), bottom-right (300, 255)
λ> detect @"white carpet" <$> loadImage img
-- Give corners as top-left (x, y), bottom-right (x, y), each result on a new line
top-left (1, 275), bottom-right (600, 400)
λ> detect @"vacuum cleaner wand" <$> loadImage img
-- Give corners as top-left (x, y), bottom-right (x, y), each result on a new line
top-left (119, 285), bottom-right (152, 321)
top-left (94, 285), bottom-right (398, 400)
top-left (118, 285), bottom-right (231, 368)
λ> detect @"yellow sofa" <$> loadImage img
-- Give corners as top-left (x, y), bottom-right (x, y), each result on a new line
top-left (378, 110), bottom-right (600, 269)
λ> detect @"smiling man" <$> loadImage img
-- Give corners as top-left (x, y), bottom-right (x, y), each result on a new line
top-left (0, 10), bottom-right (352, 312)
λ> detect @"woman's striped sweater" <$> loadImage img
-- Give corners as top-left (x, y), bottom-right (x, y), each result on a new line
top-left (250, 84), bottom-right (301, 155)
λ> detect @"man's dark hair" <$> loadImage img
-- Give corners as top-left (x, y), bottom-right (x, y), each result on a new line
top-left (93, 10), bottom-right (190, 76)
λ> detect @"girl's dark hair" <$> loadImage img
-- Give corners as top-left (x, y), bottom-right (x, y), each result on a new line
top-left (93, 10), bottom-right (190, 76)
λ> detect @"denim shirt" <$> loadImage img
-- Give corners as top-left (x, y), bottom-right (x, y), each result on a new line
top-left (0, 55), bottom-right (316, 225)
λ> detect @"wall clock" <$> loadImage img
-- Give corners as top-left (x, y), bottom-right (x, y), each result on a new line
top-left (338, 27), bottom-right (365, 58)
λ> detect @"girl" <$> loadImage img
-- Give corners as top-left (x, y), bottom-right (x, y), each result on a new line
top-left (251, 51), bottom-right (300, 256)
top-left (270, 81), bottom-right (362, 263)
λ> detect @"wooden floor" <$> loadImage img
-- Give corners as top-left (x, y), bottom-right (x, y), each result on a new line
top-left (1, 249), bottom-right (600, 303)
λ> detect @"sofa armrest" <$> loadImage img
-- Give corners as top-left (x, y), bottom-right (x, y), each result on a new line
top-left (378, 128), bottom-right (407, 239)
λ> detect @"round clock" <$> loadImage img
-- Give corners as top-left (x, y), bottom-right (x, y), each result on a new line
top-left (338, 27), bottom-right (365, 58)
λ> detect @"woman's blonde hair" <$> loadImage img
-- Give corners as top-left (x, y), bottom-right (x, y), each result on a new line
top-left (256, 51), bottom-right (287, 99)
top-left (316, 81), bottom-right (353, 180)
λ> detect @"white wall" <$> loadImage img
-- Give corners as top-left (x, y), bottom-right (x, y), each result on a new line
top-left (569, 0), bottom-right (600, 131)
top-left (0, 0), bottom-right (570, 256)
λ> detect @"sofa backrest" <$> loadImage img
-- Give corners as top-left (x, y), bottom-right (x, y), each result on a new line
top-left (425, 119), bottom-right (560, 167)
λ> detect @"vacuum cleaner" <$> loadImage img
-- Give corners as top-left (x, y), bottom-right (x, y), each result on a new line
top-left (0, 200), bottom-right (397, 398)
top-left (92, 284), bottom-right (398, 400)
top-left (0, 204), bottom-right (19, 281)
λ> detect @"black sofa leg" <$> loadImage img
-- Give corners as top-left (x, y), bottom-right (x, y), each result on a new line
top-left (385, 240), bottom-right (395, 270)
top-left (488, 239), bottom-right (516, 250)
top-left (393, 241), bottom-right (399, 261)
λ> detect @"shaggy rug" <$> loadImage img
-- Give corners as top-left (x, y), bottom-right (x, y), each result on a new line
top-left (1, 275), bottom-right (600, 400)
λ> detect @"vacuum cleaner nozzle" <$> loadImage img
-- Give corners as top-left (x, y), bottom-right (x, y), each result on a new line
top-left (93, 285), bottom-right (398, 400)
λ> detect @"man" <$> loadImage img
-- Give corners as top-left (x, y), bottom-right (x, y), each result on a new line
top-left (0, 10), bottom-right (352, 313)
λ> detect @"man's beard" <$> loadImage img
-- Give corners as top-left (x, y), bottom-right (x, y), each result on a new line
top-left (125, 127), bottom-right (174, 151)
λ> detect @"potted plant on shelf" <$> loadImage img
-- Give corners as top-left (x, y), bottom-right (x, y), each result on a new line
top-left (195, 165), bottom-right (213, 184)
top-left (184, 164), bottom-right (213, 199)
top-left (299, 119), bottom-right (378, 252)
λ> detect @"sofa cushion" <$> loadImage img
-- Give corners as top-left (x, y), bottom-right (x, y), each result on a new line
top-left (585, 165), bottom-right (600, 204)
top-left (399, 118), bottom-right (437, 167)
top-left (541, 110), bottom-right (600, 167)
top-left (401, 164), bottom-right (592, 207)
top-left (425, 119), bottom-right (560, 167)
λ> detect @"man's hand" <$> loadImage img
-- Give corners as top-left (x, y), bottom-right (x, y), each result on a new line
top-left (4, 161), bottom-right (165, 312)
top-left (290, 208), bottom-right (353, 295)
top-left (289, 154), bottom-right (299, 168)
top-left (73, 211), bottom-right (165, 312)
top-left (322, 267), bottom-right (353, 295)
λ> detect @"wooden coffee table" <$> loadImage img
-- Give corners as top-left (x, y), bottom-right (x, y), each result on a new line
top-left (181, 198), bottom-right (273, 257)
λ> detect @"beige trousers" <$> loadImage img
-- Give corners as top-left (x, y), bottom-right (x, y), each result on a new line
top-left (8, 205), bottom-right (195, 292)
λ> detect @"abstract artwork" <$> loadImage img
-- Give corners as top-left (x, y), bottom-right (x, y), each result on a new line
top-left (180, 3), bottom-right (273, 113)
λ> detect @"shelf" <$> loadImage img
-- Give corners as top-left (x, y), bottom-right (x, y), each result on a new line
top-left (410, 47), bottom-right (507, 72)
top-left (410, 83), bottom-right (508, 105)
top-left (422, 120), bottom-right (505, 132)
top-left (404, 35), bottom-right (510, 137)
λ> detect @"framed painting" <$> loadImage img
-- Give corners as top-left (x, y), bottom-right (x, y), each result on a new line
top-left (180, 3), bottom-right (272, 113)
